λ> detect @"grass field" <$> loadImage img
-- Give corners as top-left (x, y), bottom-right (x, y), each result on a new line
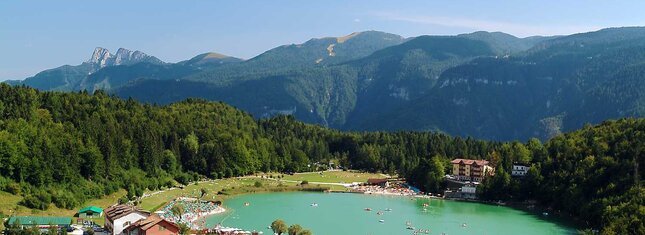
top-left (280, 170), bottom-right (387, 184)
top-left (138, 178), bottom-right (268, 211)
top-left (0, 190), bottom-right (126, 230)
top-left (138, 177), bottom-right (337, 211)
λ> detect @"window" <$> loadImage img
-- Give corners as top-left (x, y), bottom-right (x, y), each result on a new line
top-left (124, 221), bottom-right (131, 227)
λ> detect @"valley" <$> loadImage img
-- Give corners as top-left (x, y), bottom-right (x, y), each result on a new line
top-left (1, 6), bottom-right (644, 234)
top-left (9, 28), bottom-right (645, 141)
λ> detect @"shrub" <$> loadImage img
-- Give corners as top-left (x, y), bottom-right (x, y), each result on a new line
top-left (301, 180), bottom-right (309, 185)
top-left (21, 191), bottom-right (51, 210)
top-left (118, 196), bottom-right (129, 204)
top-left (134, 186), bottom-right (144, 197)
top-left (254, 181), bottom-right (263, 187)
top-left (6, 182), bottom-right (21, 195)
top-left (175, 173), bottom-right (191, 185)
top-left (52, 191), bottom-right (78, 209)
top-left (0, 176), bottom-right (8, 191)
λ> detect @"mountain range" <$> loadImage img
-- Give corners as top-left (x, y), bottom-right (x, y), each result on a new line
top-left (7, 27), bottom-right (645, 141)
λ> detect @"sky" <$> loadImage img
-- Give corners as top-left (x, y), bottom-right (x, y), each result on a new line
top-left (2, 0), bottom-right (645, 81)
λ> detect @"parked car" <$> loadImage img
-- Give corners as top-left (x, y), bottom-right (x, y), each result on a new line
top-left (92, 225), bottom-right (105, 232)
top-left (64, 226), bottom-right (75, 232)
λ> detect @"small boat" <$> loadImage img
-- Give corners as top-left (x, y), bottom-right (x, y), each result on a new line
top-left (379, 219), bottom-right (385, 223)
top-left (462, 223), bottom-right (468, 227)
top-left (364, 208), bottom-right (372, 211)
top-left (376, 211), bottom-right (384, 215)
top-left (406, 226), bottom-right (415, 230)
top-left (310, 203), bottom-right (318, 207)
top-left (542, 212), bottom-right (549, 216)
top-left (385, 208), bottom-right (392, 212)
top-left (244, 202), bottom-right (250, 206)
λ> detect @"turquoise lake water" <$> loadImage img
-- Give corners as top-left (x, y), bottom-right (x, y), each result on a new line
top-left (205, 192), bottom-right (576, 235)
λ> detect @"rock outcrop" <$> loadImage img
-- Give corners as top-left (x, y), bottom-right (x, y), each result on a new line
top-left (87, 47), bottom-right (163, 68)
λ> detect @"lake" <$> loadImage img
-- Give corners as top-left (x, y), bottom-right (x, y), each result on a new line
top-left (205, 192), bottom-right (576, 235)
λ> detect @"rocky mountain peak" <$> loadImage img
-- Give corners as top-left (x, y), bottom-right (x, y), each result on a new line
top-left (86, 47), bottom-right (163, 68)
top-left (114, 48), bottom-right (134, 65)
top-left (88, 47), bottom-right (113, 67)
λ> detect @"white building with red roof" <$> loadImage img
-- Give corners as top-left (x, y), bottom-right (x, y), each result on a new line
top-left (104, 205), bottom-right (151, 235)
top-left (450, 158), bottom-right (495, 182)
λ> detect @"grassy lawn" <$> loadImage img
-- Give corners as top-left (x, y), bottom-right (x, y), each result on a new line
top-left (280, 170), bottom-right (387, 184)
top-left (139, 178), bottom-right (271, 211)
top-left (0, 191), bottom-right (22, 215)
top-left (139, 171), bottom-right (383, 211)
top-left (139, 177), bottom-right (319, 211)
top-left (0, 189), bottom-right (126, 216)
top-left (0, 190), bottom-right (125, 229)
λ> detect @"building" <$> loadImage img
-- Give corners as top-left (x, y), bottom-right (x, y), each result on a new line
top-left (444, 182), bottom-right (479, 199)
top-left (460, 183), bottom-right (477, 199)
top-left (450, 159), bottom-right (494, 182)
top-left (123, 214), bottom-right (179, 235)
top-left (512, 164), bottom-right (530, 177)
top-left (366, 178), bottom-right (389, 187)
top-left (7, 216), bottom-right (72, 229)
top-left (79, 206), bottom-right (104, 218)
top-left (105, 205), bottom-right (151, 235)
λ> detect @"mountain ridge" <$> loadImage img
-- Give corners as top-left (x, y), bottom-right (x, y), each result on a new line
top-left (87, 47), bottom-right (164, 68)
top-left (6, 28), bottom-right (645, 141)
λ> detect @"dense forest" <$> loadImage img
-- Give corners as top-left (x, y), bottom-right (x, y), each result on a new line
top-left (114, 28), bottom-right (645, 141)
top-left (0, 84), bottom-right (642, 234)
top-left (477, 119), bottom-right (644, 234)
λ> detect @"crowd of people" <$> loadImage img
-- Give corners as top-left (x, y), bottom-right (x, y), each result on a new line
top-left (160, 197), bottom-right (224, 229)
top-left (351, 182), bottom-right (417, 196)
top-left (200, 224), bottom-right (257, 235)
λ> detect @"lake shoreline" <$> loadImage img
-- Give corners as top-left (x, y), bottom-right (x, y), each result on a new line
top-left (328, 190), bottom-right (584, 231)
top-left (204, 191), bottom-right (578, 235)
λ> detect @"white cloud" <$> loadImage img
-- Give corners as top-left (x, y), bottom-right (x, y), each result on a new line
top-left (353, 18), bottom-right (361, 23)
top-left (373, 11), bottom-right (605, 37)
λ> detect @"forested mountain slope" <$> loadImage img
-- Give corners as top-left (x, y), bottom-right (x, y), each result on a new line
top-left (116, 35), bottom-right (502, 128)
top-left (0, 85), bottom-right (641, 234)
top-left (8, 28), bottom-right (645, 141)
top-left (16, 47), bottom-right (164, 91)
top-left (368, 27), bottom-right (645, 140)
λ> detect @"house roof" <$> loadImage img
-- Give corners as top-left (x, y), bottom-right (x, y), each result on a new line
top-left (124, 214), bottom-right (178, 231)
top-left (450, 158), bottom-right (489, 166)
top-left (79, 206), bottom-right (103, 214)
top-left (367, 178), bottom-right (388, 184)
top-left (104, 205), bottom-right (149, 222)
top-left (8, 216), bottom-right (72, 226)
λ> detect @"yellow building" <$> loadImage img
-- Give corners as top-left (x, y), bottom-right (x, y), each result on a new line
top-left (450, 159), bottom-right (494, 182)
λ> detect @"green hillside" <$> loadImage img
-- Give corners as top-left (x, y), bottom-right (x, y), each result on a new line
top-left (0, 84), bottom-right (642, 233)
top-left (7, 28), bottom-right (645, 141)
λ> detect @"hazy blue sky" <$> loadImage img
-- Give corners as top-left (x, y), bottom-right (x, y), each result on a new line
top-left (2, 0), bottom-right (645, 80)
